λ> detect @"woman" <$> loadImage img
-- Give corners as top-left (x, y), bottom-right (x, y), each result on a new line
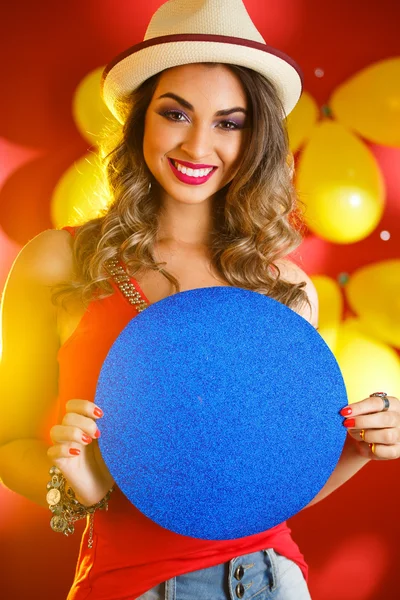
top-left (1, 1), bottom-right (399, 599)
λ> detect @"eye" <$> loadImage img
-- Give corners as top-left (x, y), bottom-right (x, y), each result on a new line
top-left (218, 120), bottom-right (242, 131)
top-left (161, 110), bottom-right (188, 122)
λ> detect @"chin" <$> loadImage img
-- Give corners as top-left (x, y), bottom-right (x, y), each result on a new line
top-left (158, 179), bottom-right (217, 202)
top-left (169, 191), bottom-right (213, 205)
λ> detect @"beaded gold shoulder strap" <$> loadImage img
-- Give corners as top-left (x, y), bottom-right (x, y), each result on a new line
top-left (104, 257), bottom-right (149, 313)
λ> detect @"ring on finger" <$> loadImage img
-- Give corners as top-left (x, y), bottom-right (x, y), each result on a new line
top-left (369, 392), bottom-right (390, 412)
top-left (369, 442), bottom-right (376, 454)
top-left (381, 396), bottom-right (390, 411)
top-left (359, 429), bottom-right (365, 441)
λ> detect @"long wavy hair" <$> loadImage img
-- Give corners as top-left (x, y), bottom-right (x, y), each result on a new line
top-left (51, 62), bottom-right (308, 312)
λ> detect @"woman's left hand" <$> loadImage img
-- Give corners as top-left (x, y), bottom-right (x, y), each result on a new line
top-left (341, 394), bottom-right (400, 460)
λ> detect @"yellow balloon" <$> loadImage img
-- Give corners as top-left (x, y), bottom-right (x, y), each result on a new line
top-left (316, 326), bottom-right (338, 354)
top-left (330, 57), bottom-right (400, 147)
top-left (345, 260), bottom-right (400, 349)
top-left (51, 153), bottom-right (111, 228)
top-left (286, 91), bottom-right (319, 154)
top-left (72, 67), bottom-right (120, 145)
top-left (335, 319), bottom-right (400, 404)
top-left (295, 120), bottom-right (385, 243)
top-left (311, 275), bottom-right (343, 352)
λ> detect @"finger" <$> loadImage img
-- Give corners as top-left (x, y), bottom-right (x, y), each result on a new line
top-left (340, 395), bottom-right (399, 418)
top-left (65, 399), bottom-right (104, 420)
top-left (346, 428), bottom-right (366, 442)
top-left (368, 442), bottom-right (400, 460)
top-left (350, 427), bottom-right (400, 445)
top-left (49, 424), bottom-right (94, 446)
top-left (47, 443), bottom-right (82, 460)
top-left (61, 412), bottom-right (100, 439)
top-left (342, 411), bottom-right (400, 431)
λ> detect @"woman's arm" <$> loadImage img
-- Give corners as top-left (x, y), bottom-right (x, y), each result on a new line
top-left (0, 229), bottom-right (114, 509)
top-left (0, 230), bottom-right (67, 507)
top-left (277, 260), bottom-right (400, 508)
top-left (305, 435), bottom-right (369, 507)
top-left (0, 230), bottom-right (92, 508)
top-left (0, 440), bottom-right (56, 509)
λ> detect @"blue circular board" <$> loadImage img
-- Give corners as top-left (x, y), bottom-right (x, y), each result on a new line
top-left (95, 286), bottom-right (347, 540)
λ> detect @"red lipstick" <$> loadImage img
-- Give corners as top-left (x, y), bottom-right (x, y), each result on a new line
top-left (168, 158), bottom-right (217, 186)
top-left (171, 158), bottom-right (216, 169)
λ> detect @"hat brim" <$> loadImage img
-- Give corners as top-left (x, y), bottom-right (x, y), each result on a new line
top-left (102, 35), bottom-right (303, 123)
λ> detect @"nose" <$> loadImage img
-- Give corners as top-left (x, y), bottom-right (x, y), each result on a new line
top-left (180, 122), bottom-right (215, 162)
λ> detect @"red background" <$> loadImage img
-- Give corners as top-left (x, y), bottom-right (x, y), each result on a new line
top-left (1, 1), bottom-right (399, 599)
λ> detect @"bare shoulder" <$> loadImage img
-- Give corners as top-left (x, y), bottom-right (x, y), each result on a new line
top-left (274, 258), bottom-right (319, 328)
top-left (9, 228), bottom-right (75, 286)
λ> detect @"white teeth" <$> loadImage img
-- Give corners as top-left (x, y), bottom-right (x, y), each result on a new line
top-left (173, 160), bottom-right (213, 177)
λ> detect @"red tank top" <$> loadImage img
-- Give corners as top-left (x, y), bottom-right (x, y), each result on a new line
top-left (59, 226), bottom-right (308, 600)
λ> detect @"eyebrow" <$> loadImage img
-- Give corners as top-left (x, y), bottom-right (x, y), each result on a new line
top-left (156, 92), bottom-right (248, 116)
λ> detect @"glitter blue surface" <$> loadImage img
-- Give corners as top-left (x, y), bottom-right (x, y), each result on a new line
top-left (96, 287), bottom-right (347, 540)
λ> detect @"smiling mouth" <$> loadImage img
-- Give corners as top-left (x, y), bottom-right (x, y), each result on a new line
top-left (169, 158), bottom-right (216, 177)
top-left (167, 158), bottom-right (218, 186)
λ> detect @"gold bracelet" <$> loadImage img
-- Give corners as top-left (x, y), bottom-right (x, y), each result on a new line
top-left (47, 466), bottom-right (114, 548)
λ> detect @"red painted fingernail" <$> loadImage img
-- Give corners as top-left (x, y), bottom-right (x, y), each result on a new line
top-left (94, 407), bottom-right (103, 417)
top-left (69, 448), bottom-right (81, 456)
top-left (94, 429), bottom-right (101, 439)
top-left (340, 407), bottom-right (352, 416)
top-left (82, 434), bottom-right (92, 444)
top-left (344, 418), bottom-right (356, 428)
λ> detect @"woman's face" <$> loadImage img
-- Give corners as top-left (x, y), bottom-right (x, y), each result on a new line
top-left (143, 63), bottom-right (250, 206)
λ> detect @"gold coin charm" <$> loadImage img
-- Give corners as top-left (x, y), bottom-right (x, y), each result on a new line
top-left (50, 504), bottom-right (64, 516)
top-left (47, 463), bottom-right (114, 545)
top-left (51, 477), bottom-right (61, 488)
top-left (50, 515), bottom-right (67, 533)
top-left (47, 488), bottom-right (61, 506)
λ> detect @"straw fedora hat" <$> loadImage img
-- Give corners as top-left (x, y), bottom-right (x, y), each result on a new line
top-left (101, 0), bottom-right (303, 124)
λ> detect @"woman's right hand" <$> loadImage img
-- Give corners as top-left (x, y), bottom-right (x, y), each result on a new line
top-left (47, 399), bottom-right (115, 506)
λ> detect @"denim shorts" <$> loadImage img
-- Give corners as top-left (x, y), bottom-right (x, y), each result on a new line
top-left (136, 548), bottom-right (311, 600)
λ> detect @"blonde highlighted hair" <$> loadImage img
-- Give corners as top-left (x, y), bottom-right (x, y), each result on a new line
top-left (51, 63), bottom-right (308, 312)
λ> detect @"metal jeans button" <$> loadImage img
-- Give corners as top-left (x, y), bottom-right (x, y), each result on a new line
top-left (235, 582), bottom-right (245, 598)
top-left (234, 565), bottom-right (244, 580)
